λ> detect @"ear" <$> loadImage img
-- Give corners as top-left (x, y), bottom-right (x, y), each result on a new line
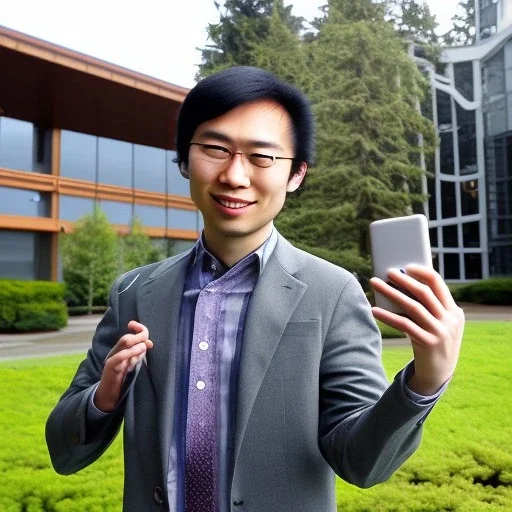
top-left (179, 163), bottom-right (190, 179)
top-left (286, 162), bottom-right (307, 193)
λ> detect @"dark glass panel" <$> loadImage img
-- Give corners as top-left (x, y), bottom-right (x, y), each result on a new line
top-left (443, 225), bottom-right (458, 247)
top-left (167, 208), bottom-right (198, 230)
top-left (440, 131), bottom-right (454, 175)
top-left (60, 130), bottom-right (97, 182)
top-left (436, 91), bottom-right (452, 127)
top-left (441, 181), bottom-right (456, 218)
top-left (429, 227), bottom-right (438, 247)
top-left (167, 150), bottom-right (190, 197)
top-left (454, 62), bottom-right (474, 101)
top-left (59, 195), bottom-right (95, 221)
top-left (0, 230), bottom-right (50, 280)
top-left (484, 98), bottom-right (507, 137)
top-left (457, 106), bottom-right (477, 175)
top-left (490, 245), bottom-right (512, 275)
top-left (432, 252), bottom-right (439, 273)
top-left (0, 187), bottom-right (50, 217)
top-left (99, 200), bottom-right (132, 225)
top-left (0, 117), bottom-right (33, 172)
top-left (460, 179), bottom-right (479, 215)
top-left (427, 177), bottom-right (436, 220)
top-left (98, 137), bottom-right (132, 188)
top-left (463, 221), bottom-right (480, 247)
top-left (34, 126), bottom-right (51, 174)
top-left (133, 204), bottom-right (166, 228)
top-left (464, 254), bottom-right (482, 279)
top-left (498, 219), bottom-right (512, 235)
top-left (444, 253), bottom-right (460, 279)
top-left (494, 138), bottom-right (506, 178)
top-left (134, 144), bottom-right (166, 193)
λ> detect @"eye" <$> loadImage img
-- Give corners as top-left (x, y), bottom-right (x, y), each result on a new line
top-left (248, 153), bottom-right (275, 168)
top-left (201, 144), bottom-right (231, 159)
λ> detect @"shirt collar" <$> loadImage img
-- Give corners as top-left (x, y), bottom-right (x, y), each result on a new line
top-left (191, 227), bottom-right (278, 276)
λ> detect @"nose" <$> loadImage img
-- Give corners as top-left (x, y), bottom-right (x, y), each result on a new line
top-left (218, 152), bottom-right (251, 188)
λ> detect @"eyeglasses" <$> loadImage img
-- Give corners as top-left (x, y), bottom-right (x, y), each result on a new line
top-left (189, 142), bottom-right (297, 169)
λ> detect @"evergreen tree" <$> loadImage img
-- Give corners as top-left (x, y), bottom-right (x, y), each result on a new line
top-left (442, 0), bottom-right (475, 46)
top-left (61, 208), bottom-right (118, 313)
top-left (197, 0), bottom-right (304, 79)
top-left (118, 217), bottom-right (166, 273)
top-left (276, 0), bottom-right (436, 285)
top-left (387, 0), bottom-right (439, 44)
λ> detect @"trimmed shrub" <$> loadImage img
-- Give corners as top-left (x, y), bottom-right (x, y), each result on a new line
top-left (451, 278), bottom-right (512, 305)
top-left (0, 279), bottom-right (68, 332)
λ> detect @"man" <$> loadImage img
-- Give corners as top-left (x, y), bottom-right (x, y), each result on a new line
top-left (46, 66), bottom-right (465, 512)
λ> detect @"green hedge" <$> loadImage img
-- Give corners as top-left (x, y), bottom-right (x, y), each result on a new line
top-left (0, 280), bottom-right (68, 332)
top-left (451, 278), bottom-right (512, 305)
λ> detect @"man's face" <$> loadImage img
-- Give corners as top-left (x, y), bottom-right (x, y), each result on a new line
top-left (186, 99), bottom-right (306, 255)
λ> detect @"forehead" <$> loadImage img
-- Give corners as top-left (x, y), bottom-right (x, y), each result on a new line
top-left (193, 100), bottom-right (294, 148)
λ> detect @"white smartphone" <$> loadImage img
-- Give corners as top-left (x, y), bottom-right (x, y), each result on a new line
top-left (369, 214), bottom-right (433, 314)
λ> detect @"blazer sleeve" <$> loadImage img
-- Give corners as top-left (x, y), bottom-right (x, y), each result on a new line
top-left (45, 272), bottom-right (131, 475)
top-left (318, 274), bottom-right (437, 488)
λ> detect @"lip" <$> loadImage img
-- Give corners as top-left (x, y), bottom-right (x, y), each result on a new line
top-left (212, 194), bottom-right (255, 216)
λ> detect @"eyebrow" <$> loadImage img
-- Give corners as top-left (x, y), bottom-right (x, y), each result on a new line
top-left (196, 129), bottom-right (285, 151)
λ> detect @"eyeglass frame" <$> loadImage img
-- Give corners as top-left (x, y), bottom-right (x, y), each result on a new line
top-left (189, 141), bottom-right (298, 169)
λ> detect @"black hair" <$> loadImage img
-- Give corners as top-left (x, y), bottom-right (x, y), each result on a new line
top-left (175, 66), bottom-right (314, 175)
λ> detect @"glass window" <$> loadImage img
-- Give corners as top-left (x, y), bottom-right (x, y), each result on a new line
top-left (463, 221), bottom-right (480, 247)
top-left (0, 117), bottom-right (34, 172)
top-left (457, 106), bottom-right (477, 175)
top-left (167, 208), bottom-right (198, 230)
top-left (443, 225), bottom-right (458, 247)
top-left (429, 227), bottom-right (438, 247)
top-left (59, 195), bottom-right (95, 221)
top-left (454, 61), bottom-right (474, 101)
top-left (98, 137), bottom-right (132, 188)
top-left (440, 132), bottom-right (454, 175)
top-left (460, 180), bottom-right (479, 215)
top-left (483, 48), bottom-right (504, 97)
top-left (134, 144), bottom-right (166, 193)
top-left (444, 253), bottom-right (460, 279)
top-left (465, 254), bottom-right (482, 279)
top-left (432, 252), bottom-right (439, 273)
top-left (494, 138), bottom-right (506, 178)
top-left (169, 238), bottom-right (196, 255)
top-left (133, 204), bottom-right (166, 227)
top-left (167, 151), bottom-right (190, 197)
top-left (441, 181), bottom-right (456, 218)
top-left (0, 230), bottom-right (50, 280)
top-left (0, 187), bottom-right (51, 217)
top-left (436, 91), bottom-right (452, 127)
top-left (490, 245), bottom-right (512, 275)
top-left (34, 126), bottom-right (51, 174)
top-left (484, 98), bottom-right (507, 137)
top-left (427, 178), bottom-right (436, 220)
top-left (60, 130), bottom-right (97, 182)
top-left (99, 200), bottom-right (132, 225)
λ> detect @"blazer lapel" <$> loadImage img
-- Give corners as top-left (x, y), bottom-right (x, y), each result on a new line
top-left (136, 252), bottom-right (191, 473)
top-left (234, 242), bottom-right (307, 463)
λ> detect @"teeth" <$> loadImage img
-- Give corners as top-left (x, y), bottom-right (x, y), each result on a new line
top-left (218, 199), bottom-right (249, 209)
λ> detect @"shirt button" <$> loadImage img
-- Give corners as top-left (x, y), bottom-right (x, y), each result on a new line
top-left (196, 380), bottom-right (206, 390)
top-left (211, 262), bottom-right (217, 271)
top-left (199, 341), bottom-right (209, 351)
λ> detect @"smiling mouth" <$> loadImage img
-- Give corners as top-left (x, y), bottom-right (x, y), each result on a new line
top-left (214, 197), bottom-right (254, 209)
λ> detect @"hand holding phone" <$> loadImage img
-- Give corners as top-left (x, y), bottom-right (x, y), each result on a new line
top-left (369, 214), bottom-right (432, 314)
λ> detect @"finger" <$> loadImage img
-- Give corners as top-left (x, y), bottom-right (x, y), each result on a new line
top-left (115, 323), bottom-right (150, 350)
top-left (107, 342), bottom-right (148, 371)
top-left (370, 276), bottom-right (442, 332)
top-left (404, 264), bottom-right (459, 311)
top-left (386, 268), bottom-right (446, 319)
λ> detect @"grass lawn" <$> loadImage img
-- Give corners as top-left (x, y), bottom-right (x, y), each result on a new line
top-left (0, 322), bottom-right (510, 511)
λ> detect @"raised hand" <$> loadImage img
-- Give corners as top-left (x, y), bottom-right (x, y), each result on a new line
top-left (94, 320), bottom-right (153, 412)
top-left (370, 265), bottom-right (465, 396)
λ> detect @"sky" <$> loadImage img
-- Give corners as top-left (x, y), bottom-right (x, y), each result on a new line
top-left (1, 0), bottom-right (459, 89)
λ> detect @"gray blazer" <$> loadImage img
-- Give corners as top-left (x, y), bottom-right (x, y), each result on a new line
top-left (46, 234), bottom-right (435, 511)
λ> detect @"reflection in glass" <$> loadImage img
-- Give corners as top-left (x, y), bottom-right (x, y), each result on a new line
top-left (463, 222), bottom-right (480, 247)
top-left (440, 132), bottom-right (454, 175)
top-left (460, 180), bottom-right (479, 215)
top-left (134, 145), bottom-right (166, 192)
top-left (59, 195), bottom-right (95, 221)
top-left (0, 117), bottom-right (33, 172)
top-left (99, 200), bottom-right (132, 225)
top-left (454, 61), bottom-right (474, 101)
top-left (0, 187), bottom-right (51, 217)
top-left (443, 225), bottom-right (458, 247)
top-left (134, 204), bottom-right (166, 227)
top-left (464, 254), bottom-right (482, 279)
top-left (60, 130), bottom-right (97, 182)
top-left (457, 106), bottom-right (477, 175)
top-left (168, 151), bottom-right (190, 197)
top-left (167, 208), bottom-right (198, 230)
top-left (98, 138), bottom-right (132, 188)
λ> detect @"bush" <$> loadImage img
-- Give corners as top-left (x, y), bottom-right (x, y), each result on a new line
top-left (451, 278), bottom-right (512, 305)
top-left (0, 280), bottom-right (68, 332)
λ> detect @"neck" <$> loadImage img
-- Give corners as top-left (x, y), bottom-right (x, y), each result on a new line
top-left (203, 226), bottom-right (272, 267)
